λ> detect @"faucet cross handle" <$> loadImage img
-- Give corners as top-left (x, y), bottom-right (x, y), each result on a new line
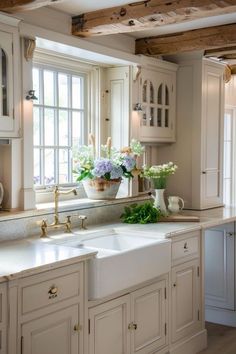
top-left (65, 215), bottom-right (72, 233)
top-left (41, 220), bottom-right (48, 238)
top-left (79, 215), bottom-right (87, 230)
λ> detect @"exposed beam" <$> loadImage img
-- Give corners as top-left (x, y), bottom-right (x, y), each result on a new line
top-left (72, 0), bottom-right (236, 37)
top-left (1, 0), bottom-right (63, 13)
top-left (205, 46), bottom-right (236, 59)
top-left (135, 23), bottom-right (236, 56)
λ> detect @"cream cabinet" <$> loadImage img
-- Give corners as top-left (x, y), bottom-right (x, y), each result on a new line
top-left (157, 58), bottom-right (225, 210)
top-left (170, 232), bottom-right (202, 345)
top-left (9, 263), bottom-right (84, 354)
top-left (88, 279), bottom-right (168, 354)
top-left (139, 62), bottom-right (177, 143)
top-left (0, 20), bottom-right (21, 137)
top-left (0, 283), bottom-right (7, 354)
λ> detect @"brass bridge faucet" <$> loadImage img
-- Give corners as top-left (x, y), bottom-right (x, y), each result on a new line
top-left (40, 185), bottom-right (77, 237)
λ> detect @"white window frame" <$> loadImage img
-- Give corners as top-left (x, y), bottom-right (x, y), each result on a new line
top-left (33, 49), bottom-right (100, 203)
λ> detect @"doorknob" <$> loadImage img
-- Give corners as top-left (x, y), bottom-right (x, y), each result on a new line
top-left (74, 324), bottom-right (82, 332)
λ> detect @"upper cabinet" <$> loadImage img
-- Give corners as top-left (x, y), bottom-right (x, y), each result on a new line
top-left (136, 57), bottom-right (177, 143)
top-left (0, 19), bottom-right (21, 138)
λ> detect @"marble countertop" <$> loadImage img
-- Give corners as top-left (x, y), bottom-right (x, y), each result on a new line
top-left (1, 206), bottom-right (236, 284)
top-left (0, 238), bottom-right (96, 283)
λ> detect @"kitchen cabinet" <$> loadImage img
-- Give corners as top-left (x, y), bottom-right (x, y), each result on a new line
top-left (13, 263), bottom-right (84, 354)
top-left (170, 231), bottom-right (201, 344)
top-left (204, 222), bottom-right (236, 326)
top-left (88, 279), bottom-right (168, 354)
top-left (157, 58), bottom-right (225, 209)
top-left (0, 20), bottom-right (21, 137)
top-left (138, 58), bottom-right (177, 143)
top-left (0, 283), bottom-right (7, 354)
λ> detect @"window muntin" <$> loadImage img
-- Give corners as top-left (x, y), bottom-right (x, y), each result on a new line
top-left (33, 65), bottom-right (87, 187)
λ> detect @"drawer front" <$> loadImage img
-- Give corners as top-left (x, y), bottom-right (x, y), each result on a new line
top-left (172, 233), bottom-right (200, 264)
top-left (21, 264), bottom-right (82, 314)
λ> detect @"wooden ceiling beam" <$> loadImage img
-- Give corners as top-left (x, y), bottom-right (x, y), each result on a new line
top-left (72, 0), bottom-right (236, 37)
top-left (204, 46), bottom-right (236, 59)
top-left (1, 0), bottom-right (63, 13)
top-left (135, 23), bottom-right (236, 56)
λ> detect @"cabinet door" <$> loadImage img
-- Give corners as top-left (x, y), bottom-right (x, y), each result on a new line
top-left (0, 283), bottom-right (7, 354)
top-left (88, 295), bottom-right (130, 354)
top-left (140, 68), bottom-right (176, 143)
top-left (130, 280), bottom-right (167, 354)
top-left (171, 259), bottom-right (201, 343)
top-left (205, 223), bottom-right (235, 310)
top-left (21, 304), bottom-right (81, 354)
top-left (201, 62), bottom-right (224, 208)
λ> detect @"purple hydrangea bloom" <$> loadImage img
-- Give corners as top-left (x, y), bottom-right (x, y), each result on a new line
top-left (110, 165), bottom-right (123, 180)
top-left (122, 155), bottom-right (136, 172)
top-left (92, 158), bottom-right (113, 177)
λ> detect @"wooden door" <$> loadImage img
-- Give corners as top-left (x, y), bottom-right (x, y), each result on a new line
top-left (171, 259), bottom-right (201, 343)
top-left (21, 304), bottom-right (80, 354)
top-left (88, 295), bottom-right (130, 354)
top-left (205, 223), bottom-right (235, 310)
top-left (130, 280), bottom-right (167, 354)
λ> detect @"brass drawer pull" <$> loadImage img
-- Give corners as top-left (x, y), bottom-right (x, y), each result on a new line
top-left (128, 322), bottom-right (138, 330)
top-left (48, 285), bottom-right (58, 299)
top-left (74, 324), bottom-right (82, 332)
top-left (184, 242), bottom-right (188, 251)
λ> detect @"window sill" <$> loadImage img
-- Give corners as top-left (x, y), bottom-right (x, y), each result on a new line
top-left (0, 194), bottom-right (150, 222)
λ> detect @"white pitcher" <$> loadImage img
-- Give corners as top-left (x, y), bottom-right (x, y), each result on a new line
top-left (168, 196), bottom-right (184, 213)
top-left (0, 182), bottom-right (4, 207)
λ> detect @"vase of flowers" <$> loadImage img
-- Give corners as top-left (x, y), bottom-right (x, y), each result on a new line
top-left (73, 135), bottom-right (144, 200)
top-left (142, 162), bottom-right (178, 213)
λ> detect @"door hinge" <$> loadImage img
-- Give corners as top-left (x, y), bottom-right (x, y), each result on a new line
top-left (165, 323), bottom-right (167, 336)
top-left (164, 287), bottom-right (167, 300)
top-left (21, 336), bottom-right (24, 354)
top-left (197, 266), bottom-right (200, 277)
top-left (198, 309), bottom-right (200, 321)
top-left (88, 319), bottom-right (90, 334)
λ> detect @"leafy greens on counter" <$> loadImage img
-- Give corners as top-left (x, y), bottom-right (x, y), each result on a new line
top-left (121, 202), bottom-right (162, 224)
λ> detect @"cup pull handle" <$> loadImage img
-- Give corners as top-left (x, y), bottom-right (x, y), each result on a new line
top-left (178, 197), bottom-right (185, 210)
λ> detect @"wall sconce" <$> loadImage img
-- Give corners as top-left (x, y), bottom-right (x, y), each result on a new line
top-left (134, 103), bottom-right (143, 112)
top-left (26, 90), bottom-right (38, 101)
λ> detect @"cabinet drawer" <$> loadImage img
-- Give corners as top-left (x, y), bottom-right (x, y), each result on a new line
top-left (172, 232), bottom-right (200, 265)
top-left (20, 263), bottom-right (82, 315)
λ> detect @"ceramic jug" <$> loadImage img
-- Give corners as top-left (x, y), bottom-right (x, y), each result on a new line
top-left (0, 182), bottom-right (3, 208)
top-left (168, 196), bottom-right (184, 213)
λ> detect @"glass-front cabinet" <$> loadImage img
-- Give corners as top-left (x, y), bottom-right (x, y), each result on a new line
top-left (139, 66), bottom-right (176, 143)
top-left (0, 25), bottom-right (20, 137)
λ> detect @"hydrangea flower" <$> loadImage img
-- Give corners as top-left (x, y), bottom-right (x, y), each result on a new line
top-left (122, 155), bottom-right (136, 172)
top-left (92, 158), bottom-right (113, 177)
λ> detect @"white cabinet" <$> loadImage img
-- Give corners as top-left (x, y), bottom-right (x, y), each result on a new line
top-left (139, 63), bottom-right (177, 143)
top-left (21, 305), bottom-right (80, 354)
top-left (170, 231), bottom-right (202, 346)
top-left (0, 20), bottom-right (21, 137)
top-left (171, 259), bottom-right (201, 343)
top-left (157, 58), bottom-right (225, 210)
top-left (205, 222), bottom-right (235, 311)
top-left (0, 283), bottom-right (7, 354)
top-left (15, 263), bottom-right (84, 354)
top-left (88, 279), bottom-right (167, 354)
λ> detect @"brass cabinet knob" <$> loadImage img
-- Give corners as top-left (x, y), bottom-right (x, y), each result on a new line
top-left (48, 285), bottom-right (58, 299)
top-left (184, 242), bottom-right (188, 250)
top-left (173, 283), bottom-right (177, 287)
top-left (74, 324), bottom-right (82, 332)
top-left (128, 322), bottom-right (138, 330)
top-left (226, 232), bottom-right (234, 237)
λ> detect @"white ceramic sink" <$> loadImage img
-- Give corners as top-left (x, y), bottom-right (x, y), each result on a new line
top-left (59, 229), bottom-right (171, 300)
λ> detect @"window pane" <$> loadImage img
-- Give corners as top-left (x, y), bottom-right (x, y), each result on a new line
top-left (59, 110), bottom-right (69, 146)
top-left (34, 148), bottom-right (41, 185)
top-left (44, 149), bottom-right (55, 185)
top-left (72, 111), bottom-right (83, 146)
top-left (72, 76), bottom-right (83, 109)
top-left (33, 107), bottom-right (40, 146)
top-left (33, 68), bottom-right (40, 103)
top-left (44, 70), bottom-right (55, 106)
top-left (59, 149), bottom-right (69, 183)
top-left (58, 73), bottom-right (68, 108)
top-left (44, 109), bottom-right (55, 146)
top-left (1, 49), bottom-right (8, 116)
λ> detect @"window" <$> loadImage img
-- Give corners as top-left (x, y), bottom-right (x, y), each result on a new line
top-left (33, 65), bottom-right (87, 187)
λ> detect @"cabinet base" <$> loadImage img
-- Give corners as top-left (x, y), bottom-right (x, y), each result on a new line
top-left (206, 306), bottom-right (236, 327)
top-left (169, 330), bottom-right (207, 354)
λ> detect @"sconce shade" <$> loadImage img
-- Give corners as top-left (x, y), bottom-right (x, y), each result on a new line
top-left (134, 103), bottom-right (143, 112)
top-left (26, 90), bottom-right (38, 101)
